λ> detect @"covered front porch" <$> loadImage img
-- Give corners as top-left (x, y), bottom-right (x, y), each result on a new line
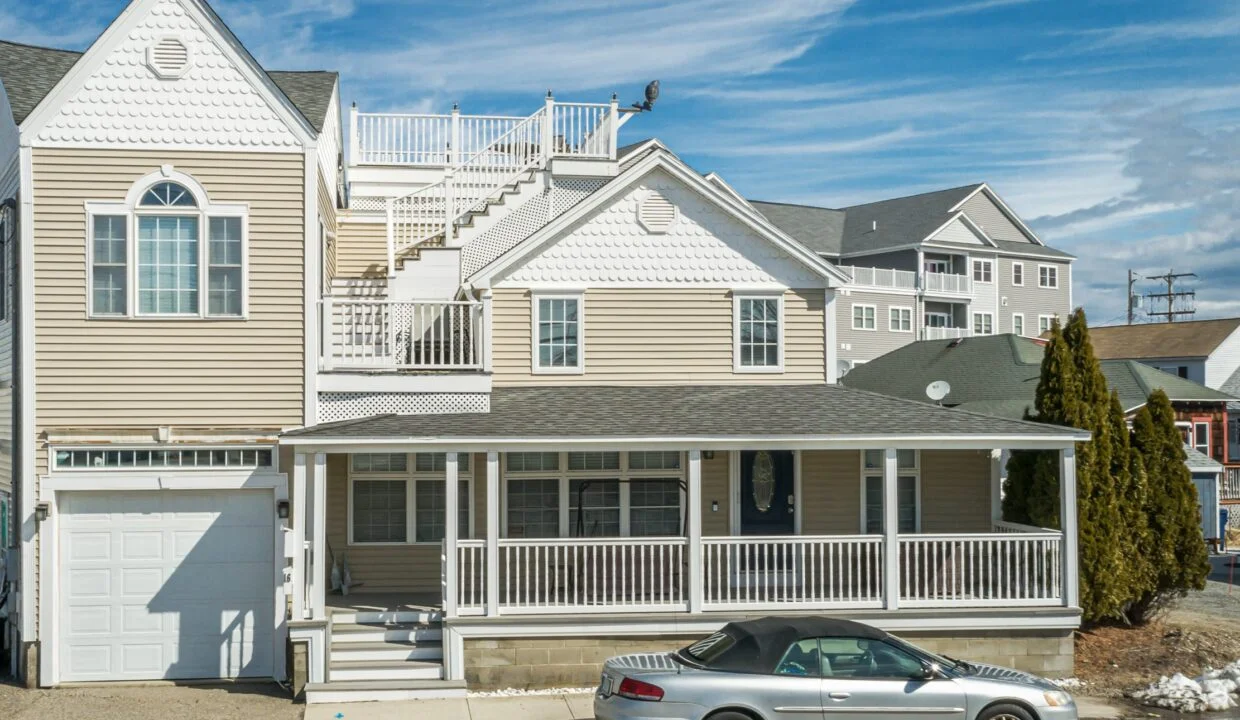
top-left (279, 385), bottom-right (1084, 687)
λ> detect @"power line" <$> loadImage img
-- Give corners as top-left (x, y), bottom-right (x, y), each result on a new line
top-left (1144, 269), bottom-right (1197, 323)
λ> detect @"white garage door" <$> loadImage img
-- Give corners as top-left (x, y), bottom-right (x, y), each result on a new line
top-left (59, 490), bottom-right (275, 682)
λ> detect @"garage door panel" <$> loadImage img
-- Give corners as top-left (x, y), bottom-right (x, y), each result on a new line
top-left (59, 489), bottom-right (276, 682)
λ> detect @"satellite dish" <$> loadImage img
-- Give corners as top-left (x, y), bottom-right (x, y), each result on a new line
top-left (926, 380), bottom-right (952, 403)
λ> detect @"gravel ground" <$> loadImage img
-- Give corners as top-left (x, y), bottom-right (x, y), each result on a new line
top-left (0, 680), bottom-right (302, 720)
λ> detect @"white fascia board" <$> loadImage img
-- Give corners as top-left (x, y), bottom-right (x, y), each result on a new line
top-left (466, 149), bottom-right (849, 289)
top-left (21, 0), bottom-right (317, 148)
top-left (922, 210), bottom-right (997, 247)
top-left (278, 433), bottom-right (1089, 453)
top-left (703, 171), bottom-right (755, 211)
top-left (949, 183), bottom-right (1046, 247)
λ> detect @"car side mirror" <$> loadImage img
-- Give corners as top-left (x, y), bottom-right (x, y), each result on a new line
top-left (915, 661), bottom-right (942, 680)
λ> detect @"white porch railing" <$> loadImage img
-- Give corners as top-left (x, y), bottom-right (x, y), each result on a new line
top-left (898, 531), bottom-right (1062, 607)
top-left (1224, 467), bottom-right (1240, 501)
top-left (702, 535), bottom-right (884, 610)
top-left (496, 537), bottom-right (688, 614)
top-left (840, 266), bottom-right (917, 291)
top-left (921, 326), bottom-right (971, 341)
top-left (458, 539), bottom-right (486, 616)
top-left (351, 111), bottom-right (530, 167)
top-left (320, 298), bottom-right (485, 371)
top-left (923, 271), bottom-right (973, 295)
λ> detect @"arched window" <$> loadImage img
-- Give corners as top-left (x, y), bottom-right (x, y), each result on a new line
top-left (86, 169), bottom-right (248, 319)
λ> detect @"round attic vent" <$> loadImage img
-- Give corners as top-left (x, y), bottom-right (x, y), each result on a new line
top-left (147, 37), bottom-right (191, 79)
top-left (637, 191), bottom-right (677, 234)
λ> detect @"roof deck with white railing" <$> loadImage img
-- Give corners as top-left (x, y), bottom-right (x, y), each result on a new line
top-left (839, 265), bottom-right (974, 297)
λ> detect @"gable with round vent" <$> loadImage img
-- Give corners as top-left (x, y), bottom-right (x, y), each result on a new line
top-left (147, 36), bottom-right (191, 79)
top-left (637, 191), bottom-right (677, 233)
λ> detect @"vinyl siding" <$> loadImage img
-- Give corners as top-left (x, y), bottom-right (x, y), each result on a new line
top-left (801, 450), bottom-right (862, 534)
top-left (335, 218), bottom-right (387, 278)
top-left (920, 450), bottom-right (991, 533)
top-left (491, 288), bottom-right (826, 385)
top-left (836, 289), bottom-right (917, 365)
top-left (996, 256), bottom-right (1071, 335)
top-left (32, 149), bottom-right (305, 441)
top-left (962, 193), bottom-right (1032, 244)
top-left (319, 171), bottom-right (337, 289)
top-left (930, 217), bottom-right (985, 246)
top-left (1205, 329), bottom-right (1240, 389)
top-left (702, 452), bottom-right (730, 536)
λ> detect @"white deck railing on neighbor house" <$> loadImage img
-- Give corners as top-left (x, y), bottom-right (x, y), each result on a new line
top-left (320, 298), bottom-right (485, 371)
top-left (921, 327), bottom-right (971, 341)
top-left (351, 111), bottom-right (530, 166)
top-left (923, 271), bottom-right (973, 295)
top-left (1224, 467), bottom-right (1240, 502)
top-left (448, 529), bottom-right (1063, 616)
top-left (898, 530), bottom-right (1062, 607)
top-left (839, 266), bottom-right (918, 291)
top-left (702, 535), bottom-right (884, 610)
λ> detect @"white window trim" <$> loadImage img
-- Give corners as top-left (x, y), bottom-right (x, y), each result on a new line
top-left (859, 451), bottom-right (921, 535)
top-left (1038, 264), bottom-right (1059, 289)
top-left (972, 312), bottom-right (994, 335)
top-left (500, 452), bottom-right (686, 539)
top-left (347, 452), bottom-right (474, 546)
top-left (851, 303), bottom-right (877, 332)
top-left (1194, 421), bottom-right (1211, 456)
top-left (733, 291), bottom-right (785, 374)
top-left (85, 168), bottom-right (250, 320)
top-left (888, 306), bottom-right (913, 333)
top-left (972, 259), bottom-right (993, 284)
top-left (1012, 313), bottom-right (1025, 337)
top-left (1038, 314), bottom-right (1057, 334)
top-left (1011, 262), bottom-right (1024, 286)
top-left (530, 291), bottom-right (586, 375)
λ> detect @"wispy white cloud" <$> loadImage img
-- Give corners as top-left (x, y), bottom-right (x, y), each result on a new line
top-left (1023, 6), bottom-right (1240, 61)
top-left (840, 0), bottom-right (1040, 27)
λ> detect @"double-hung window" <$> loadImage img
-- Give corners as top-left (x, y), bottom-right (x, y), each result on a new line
top-left (533, 294), bottom-right (583, 373)
top-left (504, 451), bottom-right (684, 539)
top-left (350, 453), bottom-right (471, 545)
top-left (1194, 422), bottom-right (1211, 456)
top-left (735, 294), bottom-right (783, 371)
top-left (1038, 265), bottom-right (1058, 288)
top-left (1012, 262), bottom-right (1024, 286)
top-left (87, 172), bottom-right (248, 318)
top-left (861, 450), bottom-right (919, 534)
top-left (972, 259), bottom-right (993, 283)
top-left (852, 304), bottom-right (876, 331)
top-left (1013, 313), bottom-right (1025, 337)
top-left (972, 312), bottom-right (994, 335)
top-left (1039, 314), bottom-right (1057, 334)
top-left (889, 307), bottom-right (912, 333)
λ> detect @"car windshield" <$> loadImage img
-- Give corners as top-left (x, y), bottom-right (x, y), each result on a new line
top-left (682, 632), bottom-right (736, 664)
top-left (888, 637), bottom-right (966, 673)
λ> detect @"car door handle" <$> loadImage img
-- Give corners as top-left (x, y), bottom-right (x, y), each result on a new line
top-left (828, 692), bottom-right (851, 700)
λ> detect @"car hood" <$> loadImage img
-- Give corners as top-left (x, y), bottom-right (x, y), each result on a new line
top-left (962, 662), bottom-right (1060, 692)
top-left (602, 652), bottom-right (686, 676)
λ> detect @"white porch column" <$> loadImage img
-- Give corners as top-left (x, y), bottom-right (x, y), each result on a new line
top-left (291, 453), bottom-right (308, 620)
top-left (883, 448), bottom-right (900, 610)
top-left (444, 452), bottom-right (460, 618)
top-left (990, 449), bottom-right (1003, 524)
top-left (1060, 446), bottom-right (1079, 608)
top-left (687, 450), bottom-right (703, 613)
top-left (485, 451), bottom-right (501, 617)
top-left (310, 452), bottom-right (327, 619)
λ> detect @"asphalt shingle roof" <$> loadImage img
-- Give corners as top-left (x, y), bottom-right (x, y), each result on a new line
top-left (0, 39), bottom-right (337, 133)
top-left (284, 384), bottom-right (1084, 441)
top-left (1184, 446), bottom-right (1222, 471)
top-left (1087, 318), bottom-right (1240, 361)
top-left (841, 334), bottom-right (1233, 420)
top-left (747, 201), bottom-right (846, 255)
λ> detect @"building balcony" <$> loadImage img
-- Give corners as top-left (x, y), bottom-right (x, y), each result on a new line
top-left (922, 271), bottom-right (973, 296)
top-left (839, 265), bottom-right (917, 291)
top-left (921, 326), bottom-right (972, 341)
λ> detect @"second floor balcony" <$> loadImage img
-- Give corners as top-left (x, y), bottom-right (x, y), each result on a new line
top-left (922, 270), bottom-right (973, 296)
top-left (921, 326), bottom-right (972, 341)
top-left (840, 266), bottom-right (974, 296)
top-left (320, 298), bottom-right (487, 373)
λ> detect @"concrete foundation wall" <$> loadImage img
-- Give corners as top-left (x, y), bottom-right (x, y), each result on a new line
top-left (462, 628), bottom-right (1074, 689)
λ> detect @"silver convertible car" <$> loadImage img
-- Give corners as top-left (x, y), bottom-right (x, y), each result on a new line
top-left (594, 617), bottom-right (1075, 720)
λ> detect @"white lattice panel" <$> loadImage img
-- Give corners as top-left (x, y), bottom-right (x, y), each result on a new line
top-left (460, 178), bottom-right (605, 278)
top-left (317, 392), bottom-right (489, 423)
top-left (36, 0), bottom-right (301, 150)
top-left (501, 170), bottom-right (823, 287)
top-left (348, 196), bottom-right (388, 213)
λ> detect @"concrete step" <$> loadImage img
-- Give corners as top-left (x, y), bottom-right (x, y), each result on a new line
top-left (330, 609), bottom-right (440, 625)
top-left (305, 678), bottom-right (467, 704)
top-left (331, 622), bottom-right (443, 644)
top-left (330, 639), bottom-right (443, 662)
top-left (329, 659), bottom-right (443, 682)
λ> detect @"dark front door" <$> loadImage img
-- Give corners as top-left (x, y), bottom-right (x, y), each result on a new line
top-left (740, 450), bottom-right (795, 535)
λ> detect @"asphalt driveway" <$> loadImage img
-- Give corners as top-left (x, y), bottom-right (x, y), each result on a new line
top-left (0, 680), bottom-right (302, 720)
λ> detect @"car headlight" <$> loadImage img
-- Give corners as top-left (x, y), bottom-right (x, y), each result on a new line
top-left (1043, 690), bottom-right (1073, 707)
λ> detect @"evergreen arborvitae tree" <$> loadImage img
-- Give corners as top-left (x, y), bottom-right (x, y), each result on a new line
top-left (1129, 390), bottom-right (1210, 622)
top-left (1108, 388), bottom-right (1153, 611)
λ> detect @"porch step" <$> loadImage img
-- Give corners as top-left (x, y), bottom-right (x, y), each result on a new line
top-left (330, 659), bottom-right (444, 681)
top-left (330, 639), bottom-right (443, 662)
top-left (331, 621), bottom-right (443, 644)
top-left (305, 679), bottom-right (467, 704)
top-left (331, 609), bottom-right (440, 625)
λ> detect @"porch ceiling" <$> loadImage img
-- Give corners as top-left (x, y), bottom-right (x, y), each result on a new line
top-left (282, 384), bottom-right (1088, 450)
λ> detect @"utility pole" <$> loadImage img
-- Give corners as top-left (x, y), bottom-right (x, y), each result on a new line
top-left (1127, 269), bottom-right (1137, 325)
top-left (1144, 269), bottom-right (1197, 323)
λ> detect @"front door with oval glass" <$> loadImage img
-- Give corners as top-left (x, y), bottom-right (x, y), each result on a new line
top-left (740, 450), bottom-right (795, 535)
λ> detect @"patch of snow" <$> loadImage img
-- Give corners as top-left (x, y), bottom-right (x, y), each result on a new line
top-left (469, 686), bottom-right (595, 697)
top-left (1132, 661), bottom-right (1240, 713)
top-left (1050, 677), bottom-right (1083, 689)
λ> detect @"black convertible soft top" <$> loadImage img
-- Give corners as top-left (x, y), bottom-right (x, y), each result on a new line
top-left (681, 617), bottom-right (890, 674)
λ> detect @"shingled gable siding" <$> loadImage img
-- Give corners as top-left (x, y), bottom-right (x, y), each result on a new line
top-left (32, 149), bottom-right (305, 467)
top-left (961, 193), bottom-right (1031, 245)
top-left (335, 218), bottom-right (388, 278)
top-left (490, 288), bottom-right (826, 385)
top-left (997, 256), bottom-right (1071, 335)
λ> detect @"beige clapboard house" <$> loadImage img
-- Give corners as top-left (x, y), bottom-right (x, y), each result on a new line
top-left (0, 0), bottom-right (1086, 704)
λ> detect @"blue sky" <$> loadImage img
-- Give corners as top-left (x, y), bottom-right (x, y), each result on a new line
top-left (2, 0), bottom-right (1238, 326)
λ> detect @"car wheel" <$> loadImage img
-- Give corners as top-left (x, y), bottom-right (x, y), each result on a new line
top-left (706, 711), bottom-right (757, 720)
top-left (977, 703), bottom-right (1035, 720)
